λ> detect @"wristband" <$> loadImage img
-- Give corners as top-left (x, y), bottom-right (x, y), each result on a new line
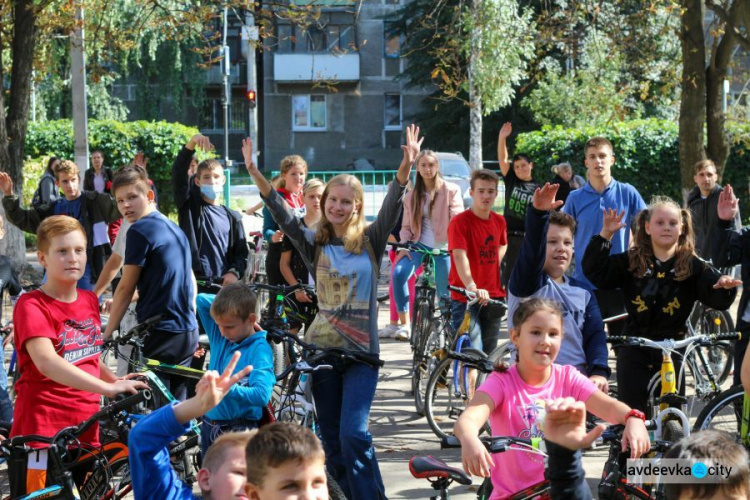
top-left (624, 409), bottom-right (646, 424)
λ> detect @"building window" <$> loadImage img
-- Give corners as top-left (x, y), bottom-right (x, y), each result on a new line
top-left (384, 22), bottom-right (401, 58)
top-left (384, 94), bottom-right (401, 130)
top-left (276, 16), bottom-right (356, 54)
top-left (201, 97), bottom-right (248, 132)
top-left (292, 95), bottom-right (327, 130)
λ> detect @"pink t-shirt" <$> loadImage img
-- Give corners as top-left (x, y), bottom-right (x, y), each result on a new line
top-left (477, 364), bottom-right (597, 499)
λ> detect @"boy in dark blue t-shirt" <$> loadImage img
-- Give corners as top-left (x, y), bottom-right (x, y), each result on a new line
top-left (103, 166), bottom-right (198, 401)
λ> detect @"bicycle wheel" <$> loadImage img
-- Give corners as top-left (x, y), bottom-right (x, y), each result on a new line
top-left (411, 295), bottom-right (433, 352)
top-left (271, 338), bottom-right (286, 378)
top-left (486, 340), bottom-right (513, 367)
top-left (694, 309), bottom-right (734, 385)
top-left (692, 385), bottom-right (744, 439)
top-left (326, 471), bottom-right (347, 500)
top-left (412, 322), bottom-right (444, 416)
top-left (662, 419), bottom-right (685, 444)
top-left (425, 356), bottom-right (476, 440)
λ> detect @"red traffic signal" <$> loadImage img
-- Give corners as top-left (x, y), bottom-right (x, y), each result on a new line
top-left (246, 89), bottom-right (257, 108)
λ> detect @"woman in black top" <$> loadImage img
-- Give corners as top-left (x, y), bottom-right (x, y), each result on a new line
top-left (582, 196), bottom-right (740, 412)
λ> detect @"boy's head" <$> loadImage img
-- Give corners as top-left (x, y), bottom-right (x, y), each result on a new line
top-left (195, 160), bottom-right (226, 204)
top-left (211, 283), bottom-right (258, 343)
top-left (53, 161), bottom-right (82, 200)
top-left (664, 430), bottom-right (750, 500)
top-left (583, 137), bottom-right (615, 181)
top-left (693, 159), bottom-right (718, 196)
top-left (512, 153), bottom-right (533, 182)
top-left (245, 422), bottom-right (327, 500)
top-left (198, 431), bottom-right (253, 500)
top-left (112, 166), bottom-right (155, 222)
top-left (544, 211), bottom-right (576, 280)
top-left (469, 170), bottom-right (499, 213)
top-left (36, 215), bottom-right (87, 284)
top-left (91, 150), bottom-right (104, 171)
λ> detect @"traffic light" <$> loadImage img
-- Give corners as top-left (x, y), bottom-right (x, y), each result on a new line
top-left (246, 89), bottom-right (257, 109)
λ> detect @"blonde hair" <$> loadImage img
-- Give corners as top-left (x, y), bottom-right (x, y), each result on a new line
top-left (303, 178), bottom-right (326, 196)
top-left (629, 196), bottom-right (695, 281)
top-left (315, 174), bottom-right (366, 254)
top-left (278, 155), bottom-right (308, 189)
top-left (202, 431), bottom-right (254, 473)
top-left (37, 215), bottom-right (86, 254)
top-left (53, 160), bottom-right (80, 180)
top-left (410, 150), bottom-right (442, 236)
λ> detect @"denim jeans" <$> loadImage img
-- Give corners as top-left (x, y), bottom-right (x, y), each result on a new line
top-left (201, 418), bottom-right (258, 458)
top-left (450, 299), bottom-right (507, 355)
top-left (392, 244), bottom-right (449, 313)
top-left (311, 357), bottom-right (386, 500)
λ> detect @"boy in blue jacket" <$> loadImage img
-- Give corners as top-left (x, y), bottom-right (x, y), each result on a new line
top-left (508, 183), bottom-right (610, 392)
top-left (197, 283), bottom-right (275, 456)
top-left (128, 352), bottom-right (253, 500)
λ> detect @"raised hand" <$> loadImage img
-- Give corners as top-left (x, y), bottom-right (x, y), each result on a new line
top-left (532, 183), bottom-right (563, 212)
top-left (242, 138), bottom-right (258, 175)
top-left (401, 124), bottom-right (424, 166)
top-left (717, 184), bottom-right (739, 221)
top-left (544, 398), bottom-right (605, 451)
top-left (132, 151), bottom-right (149, 169)
top-left (0, 172), bottom-right (14, 197)
top-left (600, 208), bottom-right (626, 240)
top-left (713, 275), bottom-right (742, 290)
top-left (188, 134), bottom-right (213, 152)
top-left (498, 122), bottom-right (512, 140)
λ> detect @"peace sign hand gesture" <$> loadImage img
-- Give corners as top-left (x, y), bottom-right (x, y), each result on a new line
top-left (600, 208), bottom-right (626, 241)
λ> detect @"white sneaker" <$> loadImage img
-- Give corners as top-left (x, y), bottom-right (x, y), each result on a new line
top-left (394, 326), bottom-right (411, 342)
top-left (378, 324), bottom-right (398, 339)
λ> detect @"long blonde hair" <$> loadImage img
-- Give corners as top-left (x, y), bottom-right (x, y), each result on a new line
top-left (410, 150), bottom-right (442, 235)
top-left (315, 174), bottom-right (366, 254)
top-left (629, 196), bottom-right (696, 281)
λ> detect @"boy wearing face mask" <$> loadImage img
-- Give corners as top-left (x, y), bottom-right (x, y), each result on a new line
top-left (173, 134), bottom-right (249, 292)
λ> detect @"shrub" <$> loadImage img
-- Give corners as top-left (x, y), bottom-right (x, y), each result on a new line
top-left (24, 119), bottom-right (199, 214)
top-left (516, 119), bottom-right (750, 224)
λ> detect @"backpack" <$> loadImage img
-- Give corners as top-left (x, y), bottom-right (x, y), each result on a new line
top-left (31, 173), bottom-right (57, 208)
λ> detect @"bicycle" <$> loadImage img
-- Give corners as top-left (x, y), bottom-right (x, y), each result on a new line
top-left (692, 383), bottom-right (749, 446)
top-left (409, 435), bottom-right (548, 499)
top-left (423, 286), bottom-right (509, 440)
top-left (0, 389), bottom-right (151, 500)
top-left (607, 332), bottom-right (740, 443)
top-left (412, 297), bottom-right (455, 416)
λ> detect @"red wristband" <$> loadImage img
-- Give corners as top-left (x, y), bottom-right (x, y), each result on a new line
top-left (624, 409), bottom-right (646, 423)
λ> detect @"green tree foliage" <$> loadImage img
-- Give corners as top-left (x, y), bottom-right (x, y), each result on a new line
top-left (516, 119), bottom-right (750, 223)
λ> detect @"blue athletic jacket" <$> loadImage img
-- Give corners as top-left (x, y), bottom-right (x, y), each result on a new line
top-left (508, 206), bottom-right (610, 378)
top-left (128, 404), bottom-right (199, 500)
top-left (197, 293), bottom-right (275, 422)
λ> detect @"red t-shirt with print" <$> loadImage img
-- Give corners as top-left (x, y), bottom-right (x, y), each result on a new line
top-left (448, 209), bottom-right (508, 302)
top-left (11, 290), bottom-right (103, 448)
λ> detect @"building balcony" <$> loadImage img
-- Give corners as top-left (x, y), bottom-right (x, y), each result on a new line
top-left (273, 53), bottom-right (360, 82)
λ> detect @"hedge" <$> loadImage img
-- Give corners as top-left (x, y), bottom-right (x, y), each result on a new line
top-left (515, 119), bottom-right (750, 224)
top-left (24, 120), bottom-right (199, 214)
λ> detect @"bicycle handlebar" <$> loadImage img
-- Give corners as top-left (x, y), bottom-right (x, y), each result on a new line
top-left (272, 330), bottom-right (384, 369)
top-left (389, 242), bottom-right (450, 256)
top-left (4, 389), bottom-right (151, 448)
top-left (448, 286), bottom-right (507, 309)
top-left (607, 332), bottom-right (741, 350)
top-left (248, 282), bottom-right (316, 295)
top-left (441, 435), bottom-right (543, 454)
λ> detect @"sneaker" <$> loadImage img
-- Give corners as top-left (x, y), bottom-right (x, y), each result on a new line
top-left (378, 324), bottom-right (398, 339)
top-left (395, 326), bottom-right (411, 342)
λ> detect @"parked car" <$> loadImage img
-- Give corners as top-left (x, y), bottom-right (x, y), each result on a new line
top-left (434, 152), bottom-right (474, 208)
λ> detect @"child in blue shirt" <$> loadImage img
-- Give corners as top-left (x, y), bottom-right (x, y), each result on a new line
top-left (196, 283), bottom-right (274, 457)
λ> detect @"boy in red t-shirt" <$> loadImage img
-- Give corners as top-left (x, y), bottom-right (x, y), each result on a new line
top-left (10, 215), bottom-right (146, 497)
top-left (448, 169), bottom-right (508, 355)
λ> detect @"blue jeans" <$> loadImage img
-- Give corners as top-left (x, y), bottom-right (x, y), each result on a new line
top-left (311, 357), bottom-right (385, 500)
top-left (201, 418), bottom-right (258, 458)
top-left (450, 300), bottom-right (506, 355)
top-left (392, 244), bottom-right (449, 313)
top-left (0, 361), bottom-right (11, 422)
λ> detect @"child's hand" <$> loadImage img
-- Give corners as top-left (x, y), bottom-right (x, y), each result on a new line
top-left (401, 124), bottom-right (424, 166)
top-left (188, 134), bottom-right (213, 152)
top-left (461, 435), bottom-right (494, 478)
top-left (242, 138), bottom-right (259, 175)
top-left (600, 208), bottom-right (626, 240)
top-left (713, 275), bottom-right (742, 289)
top-left (588, 375), bottom-right (609, 393)
top-left (544, 398), bottom-right (605, 451)
top-left (717, 184), bottom-right (739, 221)
top-left (621, 416), bottom-right (651, 459)
top-left (0, 172), bottom-right (14, 197)
top-left (195, 351), bottom-right (253, 414)
top-left (532, 183), bottom-right (563, 212)
top-left (105, 378), bottom-right (149, 399)
top-left (498, 122), bottom-right (512, 140)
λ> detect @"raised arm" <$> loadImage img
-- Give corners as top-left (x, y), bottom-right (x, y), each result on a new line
top-left (497, 122), bottom-right (512, 177)
top-left (581, 209), bottom-right (630, 289)
top-left (0, 172), bottom-right (51, 233)
top-left (173, 134), bottom-right (212, 209)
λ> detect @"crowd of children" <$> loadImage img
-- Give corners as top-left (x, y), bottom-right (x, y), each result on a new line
top-left (1, 121), bottom-right (749, 500)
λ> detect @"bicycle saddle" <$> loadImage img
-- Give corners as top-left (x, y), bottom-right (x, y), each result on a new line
top-left (409, 455), bottom-right (472, 485)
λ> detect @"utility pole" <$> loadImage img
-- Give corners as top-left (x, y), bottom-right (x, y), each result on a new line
top-left (243, 11), bottom-right (259, 166)
top-left (70, 1), bottom-right (89, 172)
top-left (222, 6), bottom-right (232, 168)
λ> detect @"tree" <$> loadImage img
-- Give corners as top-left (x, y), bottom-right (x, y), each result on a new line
top-left (679, 0), bottom-right (750, 200)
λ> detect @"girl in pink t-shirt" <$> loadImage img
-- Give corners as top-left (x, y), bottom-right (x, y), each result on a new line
top-left (455, 297), bottom-right (651, 499)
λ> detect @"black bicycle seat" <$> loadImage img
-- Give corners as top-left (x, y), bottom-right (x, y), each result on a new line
top-left (409, 455), bottom-right (472, 485)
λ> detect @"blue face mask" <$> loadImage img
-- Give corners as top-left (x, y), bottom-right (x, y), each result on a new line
top-left (200, 184), bottom-right (221, 201)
